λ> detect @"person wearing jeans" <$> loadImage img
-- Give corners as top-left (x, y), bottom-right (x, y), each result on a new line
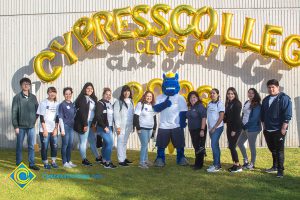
top-left (224, 87), bottom-right (243, 173)
top-left (261, 79), bottom-right (292, 178)
top-left (206, 88), bottom-right (225, 173)
top-left (37, 87), bottom-right (59, 169)
top-left (58, 87), bottom-right (77, 168)
top-left (237, 88), bottom-right (262, 170)
top-left (92, 88), bottom-right (116, 169)
top-left (114, 85), bottom-right (135, 167)
top-left (74, 82), bottom-right (103, 166)
top-left (12, 78), bottom-right (39, 170)
top-left (134, 91), bottom-right (157, 169)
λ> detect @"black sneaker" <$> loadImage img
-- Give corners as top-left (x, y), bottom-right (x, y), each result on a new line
top-left (228, 165), bottom-right (235, 172)
top-left (82, 159), bottom-right (93, 166)
top-left (193, 165), bottom-right (202, 170)
top-left (119, 161), bottom-right (129, 167)
top-left (266, 167), bottom-right (278, 174)
top-left (104, 162), bottom-right (117, 169)
top-left (95, 156), bottom-right (103, 165)
top-left (276, 170), bottom-right (284, 178)
top-left (124, 159), bottom-right (133, 164)
top-left (29, 165), bottom-right (40, 171)
top-left (242, 162), bottom-right (249, 169)
top-left (230, 165), bottom-right (242, 173)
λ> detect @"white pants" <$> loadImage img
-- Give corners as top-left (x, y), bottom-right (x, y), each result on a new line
top-left (117, 126), bottom-right (132, 162)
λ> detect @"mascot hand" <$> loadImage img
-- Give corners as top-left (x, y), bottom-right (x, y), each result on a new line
top-left (164, 96), bottom-right (172, 107)
top-left (153, 96), bottom-right (172, 112)
top-left (179, 111), bottom-right (187, 129)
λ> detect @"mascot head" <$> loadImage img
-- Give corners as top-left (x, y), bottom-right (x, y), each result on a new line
top-left (162, 72), bottom-right (180, 96)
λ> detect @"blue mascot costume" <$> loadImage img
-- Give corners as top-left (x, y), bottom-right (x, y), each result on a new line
top-left (153, 72), bottom-right (189, 167)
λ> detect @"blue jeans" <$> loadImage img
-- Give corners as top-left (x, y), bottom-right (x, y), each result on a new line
top-left (16, 128), bottom-right (35, 166)
top-left (61, 125), bottom-right (74, 164)
top-left (138, 129), bottom-right (152, 164)
top-left (97, 126), bottom-right (113, 162)
top-left (78, 121), bottom-right (99, 160)
top-left (39, 132), bottom-right (58, 162)
top-left (210, 126), bottom-right (224, 167)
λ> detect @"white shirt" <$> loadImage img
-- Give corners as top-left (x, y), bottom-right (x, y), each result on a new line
top-left (207, 100), bottom-right (225, 131)
top-left (242, 101), bottom-right (251, 125)
top-left (269, 95), bottom-right (278, 107)
top-left (155, 94), bottom-right (188, 129)
top-left (124, 98), bottom-right (134, 124)
top-left (37, 99), bottom-right (59, 132)
top-left (106, 102), bottom-right (114, 127)
top-left (135, 102), bottom-right (156, 129)
top-left (87, 96), bottom-right (95, 121)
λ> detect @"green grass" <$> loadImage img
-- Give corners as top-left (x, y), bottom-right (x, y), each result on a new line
top-left (1, 148), bottom-right (300, 200)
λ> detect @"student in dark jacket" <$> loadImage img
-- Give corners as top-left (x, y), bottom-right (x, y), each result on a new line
top-left (237, 88), bottom-right (262, 170)
top-left (186, 91), bottom-right (207, 170)
top-left (261, 79), bottom-right (292, 178)
top-left (224, 87), bottom-right (243, 173)
top-left (12, 78), bottom-right (39, 170)
top-left (133, 91), bottom-right (157, 169)
top-left (91, 88), bottom-right (116, 169)
top-left (74, 82), bottom-right (102, 166)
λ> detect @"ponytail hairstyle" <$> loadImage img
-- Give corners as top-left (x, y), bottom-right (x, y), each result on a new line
top-left (211, 88), bottom-right (220, 102)
top-left (47, 87), bottom-right (57, 102)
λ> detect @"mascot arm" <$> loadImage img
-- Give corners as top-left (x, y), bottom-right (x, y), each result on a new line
top-left (153, 96), bottom-right (172, 112)
top-left (179, 111), bottom-right (187, 129)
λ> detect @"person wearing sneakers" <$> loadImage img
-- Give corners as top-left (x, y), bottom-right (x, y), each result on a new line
top-left (91, 88), bottom-right (117, 169)
top-left (114, 85), bottom-right (135, 167)
top-left (186, 91), bottom-right (207, 170)
top-left (224, 87), bottom-right (243, 173)
top-left (237, 88), bottom-right (262, 170)
top-left (74, 83), bottom-right (103, 166)
top-left (58, 87), bottom-right (77, 168)
top-left (261, 79), bottom-right (292, 178)
top-left (133, 91), bottom-right (157, 169)
top-left (12, 78), bottom-right (40, 170)
top-left (206, 88), bottom-right (225, 173)
top-left (37, 87), bottom-right (60, 169)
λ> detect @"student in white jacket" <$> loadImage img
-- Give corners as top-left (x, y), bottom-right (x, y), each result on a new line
top-left (114, 85), bottom-right (135, 167)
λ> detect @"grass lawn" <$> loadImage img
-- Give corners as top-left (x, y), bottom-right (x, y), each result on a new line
top-left (1, 148), bottom-right (300, 200)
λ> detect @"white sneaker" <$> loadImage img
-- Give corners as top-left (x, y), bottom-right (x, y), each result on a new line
top-left (139, 163), bottom-right (149, 169)
top-left (145, 160), bottom-right (153, 167)
top-left (207, 165), bottom-right (221, 173)
top-left (68, 161), bottom-right (77, 167)
top-left (63, 162), bottom-right (72, 168)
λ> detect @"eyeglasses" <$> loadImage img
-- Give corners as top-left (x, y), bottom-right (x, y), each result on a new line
top-left (22, 83), bottom-right (31, 86)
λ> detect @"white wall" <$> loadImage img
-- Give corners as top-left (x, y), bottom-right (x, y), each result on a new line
top-left (1, 0), bottom-right (300, 148)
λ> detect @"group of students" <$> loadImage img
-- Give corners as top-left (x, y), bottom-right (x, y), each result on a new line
top-left (12, 78), bottom-right (292, 177)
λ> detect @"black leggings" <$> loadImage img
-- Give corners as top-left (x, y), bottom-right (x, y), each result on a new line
top-left (226, 127), bottom-right (241, 163)
top-left (189, 127), bottom-right (207, 167)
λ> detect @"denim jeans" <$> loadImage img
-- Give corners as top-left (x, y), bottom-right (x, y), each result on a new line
top-left (138, 129), bottom-right (152, 164)
top-left (39, 132), bottom-right (58, 162)
top-left (78, 121), bottom-right (99, 160)
top-left (97, 126), bottom-right (113, 162)
top-left (61, 124), bottom-right (74, 164)
top-left (16, 128), bottom-right (35, 166)
top-left (209, 126), bottom-right (224, 167)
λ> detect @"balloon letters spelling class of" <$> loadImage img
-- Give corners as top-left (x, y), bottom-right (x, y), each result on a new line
top-left (33, 4), bottom-right (300, 83)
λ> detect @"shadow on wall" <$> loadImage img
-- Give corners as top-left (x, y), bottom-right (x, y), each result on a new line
top-left (11, 22), bottom-right (291, 95)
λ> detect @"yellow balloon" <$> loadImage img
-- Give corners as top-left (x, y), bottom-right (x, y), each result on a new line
top-left (179, 80), bottom-right (194, 101)
top-left (92, 11), bottom-right (118, 45)
top-left (205, 42), bottom-right (219, 57)
top-left (261, 24), bottom-right (283, 59)
top-left (281, 35), bottom-right (300, 68)
top-left (170, 5), bottom-right (196, 37)
top-left (221, 13), bottom-right (241, 48)
top-left (194, 40), bottom-right (205, 56)
top-left (241, 17), bottom-right (261, 53)
top-left (113, 7), bottom-right (137, 40)
top-left (132, 5), bottom-right (152, 38)
top-left (150, 4), bottom-right (171, 37)
top-left (147, 78), bottom-right (163, 97)
top-left (197, 85), bottom-right (212, 107)
top-left (192, 6), bottom-right (218, 40)
top-left (167, 141), bottom-right (175, 154)
top-left (50, 32), bottom-right (78, 64)
top-left (33, 51), bottom-right (62, 83)
top-left (72, 17), bottom-right (94, 51)
top-left (126, 81), bottom-right (143, 105)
